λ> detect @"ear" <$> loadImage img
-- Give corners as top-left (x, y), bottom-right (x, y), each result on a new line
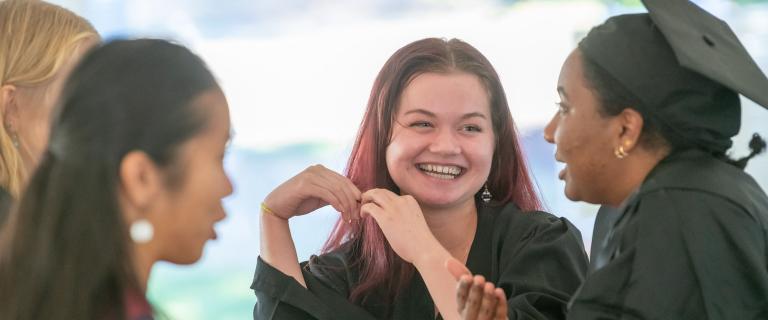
top-left (0, 84), bottom-right (19, 132)
top-left (119, 151), bottom-right (163, 217)
top-left (616, 107), bottom-right (644, 153)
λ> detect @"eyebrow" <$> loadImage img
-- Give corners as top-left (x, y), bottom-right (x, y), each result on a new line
top-left (404, 109), bottom-right (436, 117)
top-left (403, 108), bottom-right (488, 120)
top-left (557, 86), bottom-right (569, 99)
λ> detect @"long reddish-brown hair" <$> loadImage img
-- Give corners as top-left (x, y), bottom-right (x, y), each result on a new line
top-left (321, 38), bottom-right (541, 312)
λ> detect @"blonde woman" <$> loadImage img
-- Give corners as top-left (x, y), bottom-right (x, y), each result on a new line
top-left (0, 0), bottom-right (98, 217)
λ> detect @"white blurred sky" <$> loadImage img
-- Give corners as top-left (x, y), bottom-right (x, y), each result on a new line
top-left (199, 2), bottom-right (607, 149)
top-left (51, 0), bottom-right (768, 151)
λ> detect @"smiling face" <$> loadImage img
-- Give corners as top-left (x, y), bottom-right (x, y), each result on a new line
top-left (544, 49), bottom-right (623, 204)
top-left (150, 88), bottom-right (233, 264)
top-left (386, 71), bottom-right (495, 210)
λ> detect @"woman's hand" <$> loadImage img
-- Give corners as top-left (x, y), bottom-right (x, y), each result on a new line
top-left (259, 165), bottom-right (361, 288)
top-left (263, 165), bottom-right (361, 221)
top-left (361, 188), bottom-right (467, 320)
top-left (447, 258), bottom-right (509, 320)
top-left (360, 188), bottom-right (437, 264)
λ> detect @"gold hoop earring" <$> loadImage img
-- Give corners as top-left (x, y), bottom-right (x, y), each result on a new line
top-left (614, 145), bottom-right (628, 159)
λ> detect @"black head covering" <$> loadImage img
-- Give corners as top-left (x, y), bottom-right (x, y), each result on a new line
top-left (578, 0), bottom-right (768, 154)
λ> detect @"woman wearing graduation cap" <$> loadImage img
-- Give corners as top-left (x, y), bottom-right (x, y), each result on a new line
top-left (448, 0), bottom-right (768, 319)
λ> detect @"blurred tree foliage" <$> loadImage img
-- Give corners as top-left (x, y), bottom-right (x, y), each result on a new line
top-left (508, 0), bottom-right (767, 5)
top-left (607, 0), bottom-right (768, 4)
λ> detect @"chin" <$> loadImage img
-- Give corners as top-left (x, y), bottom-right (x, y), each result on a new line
top-left (415, 193), bottom-right (471, 209)
top-left (564, 185), bottom-right (605, 205)
top-left (170, 250), bottom-right (204, 265)
top-left (563, 184), bottom-right (583, 202)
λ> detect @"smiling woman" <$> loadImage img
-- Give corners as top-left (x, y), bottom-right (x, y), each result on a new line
top-left (386, 72), bottom-right (495, 210)
top-left (252, 37), bottom-right (588, 320)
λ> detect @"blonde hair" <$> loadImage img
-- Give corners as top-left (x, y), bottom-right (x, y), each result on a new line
top-left (0, 0), bottom-right (98, 197)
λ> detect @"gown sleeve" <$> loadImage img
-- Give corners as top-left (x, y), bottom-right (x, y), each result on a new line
top-left (497, 211), bottom-right (589, 319)
top-left (251, 249), bottom-right (377, 320)
top-left (570, 189), bottom-right (768, 319)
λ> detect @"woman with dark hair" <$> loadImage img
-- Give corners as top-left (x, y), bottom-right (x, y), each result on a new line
top-left (0, 39), bottom-right (232, 320)
top-left (252, 38), bottom-right (588, 319)
top-left (452, 1), bottom-right (768, 319)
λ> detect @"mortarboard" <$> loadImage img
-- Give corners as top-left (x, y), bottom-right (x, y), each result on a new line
top-left (577, 0), bottom-right (768, 154)
top-left (643, 0), bottom-right (768, 110)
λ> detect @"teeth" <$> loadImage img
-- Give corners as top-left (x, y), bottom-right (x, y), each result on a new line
top-left (418, 164), bottom-right (462, 177)
top-left (424, 171), bottom-right (456, 180)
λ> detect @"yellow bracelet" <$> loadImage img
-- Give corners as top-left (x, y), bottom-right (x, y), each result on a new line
top-left (261, 202), bottom-right (287, 220)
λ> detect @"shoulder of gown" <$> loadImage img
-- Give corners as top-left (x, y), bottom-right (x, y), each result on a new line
top-left (570, 151), bottom-right (768, 319)
top-left (481, 203), bottom-right (589, 319)
top-left (251, 242), bottom-right (376, 320)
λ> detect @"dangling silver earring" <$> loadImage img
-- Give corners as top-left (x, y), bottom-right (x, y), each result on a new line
top-left (5, 124), bottom-right (19, 149)
top-left (481, 184), bottom-right (492, 203)
top-left (11, 133), bottom-right (19, 149)
top-left (130, 218), bottom-right (154, 244)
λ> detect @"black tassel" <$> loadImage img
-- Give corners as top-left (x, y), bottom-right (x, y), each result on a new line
top-left (734, 133), bottom-right (766, 169)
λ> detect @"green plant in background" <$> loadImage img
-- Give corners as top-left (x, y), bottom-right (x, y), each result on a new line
top-left (509, 0), bottom-right (767, 5)
top-left (600, 0), bottom-right (768, 5)
top-left (733, 0), bottom-right (768, 4)
top-left (148, 265), bottom-right (256, 320)
top-left (605, 0), bottom-right (642, 6)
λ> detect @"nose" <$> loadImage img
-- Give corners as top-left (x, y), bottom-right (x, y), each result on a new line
top-left (543, 113), bottom-right (557, 144)
top-left (428, 128), bottom-right (461, 155)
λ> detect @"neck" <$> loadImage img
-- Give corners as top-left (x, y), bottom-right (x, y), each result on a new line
top-left (421, 199), bottom-right (478, 262)
top-left (132, 244), bottom-right (155, 293)
top-left (18, 143), bottom-right (36, 191)
top-left (608, 148), bottom-right (669, 207)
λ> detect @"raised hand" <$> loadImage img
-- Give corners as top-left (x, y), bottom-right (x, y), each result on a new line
top-left (263, 164), bottom-right (361, 221)
top-left (361, 188), bottom-right (467, 319)
top-left (359, 188), bottom-right (437, 264)
top-left (260, 165), bottom-right (362, 288)
top-left (447, 258), bottom-right (508, 320)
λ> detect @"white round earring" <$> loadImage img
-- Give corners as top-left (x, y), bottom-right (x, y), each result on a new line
top-left (130, 219), bottom-right (154, 244)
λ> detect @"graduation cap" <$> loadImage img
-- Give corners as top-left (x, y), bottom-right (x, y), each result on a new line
top-left (644, 0), bottom-right (768, 109)
top-left (577, 0), bottom-right (768, 155)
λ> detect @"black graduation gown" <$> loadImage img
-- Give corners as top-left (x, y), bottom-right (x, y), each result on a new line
top-left (588, 206), bottom-right (620, 273)
top-left (251, 203), bottom-right (588, 320)
top-left (569, 149), bottom-right (768, 319)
